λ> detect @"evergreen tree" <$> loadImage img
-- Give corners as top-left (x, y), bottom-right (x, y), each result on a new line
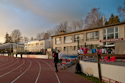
top-left (105, 21), bottom-right (108, 25)
top-left (108, 14), bottom-right (115, 24)
top-left (105, 14), bottom-right (120, 25)
top-left (113, 16), bottom-right (120, 23)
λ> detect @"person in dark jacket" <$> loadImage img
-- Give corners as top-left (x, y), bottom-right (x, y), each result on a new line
top-left (16, 53), bottom-right (17, 58)
top-left (20, 53), bottom-right (22, 59)
top-left (53, 51), bottom-right (59, 72)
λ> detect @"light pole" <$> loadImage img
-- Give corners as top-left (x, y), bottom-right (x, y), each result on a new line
top-left (77, 40), bottom-right (79, 63)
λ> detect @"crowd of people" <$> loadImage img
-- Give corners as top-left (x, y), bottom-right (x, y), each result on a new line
top-left (78, 45), bottom-right (115, 55)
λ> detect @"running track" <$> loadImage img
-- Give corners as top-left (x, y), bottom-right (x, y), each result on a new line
top-left (0, 56), bottom-right (93, 83)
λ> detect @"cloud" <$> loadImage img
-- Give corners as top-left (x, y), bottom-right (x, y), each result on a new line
top-left (3, 0), bottom-right (88, 23)
top-left (0, 0), bottom-right (123, 42)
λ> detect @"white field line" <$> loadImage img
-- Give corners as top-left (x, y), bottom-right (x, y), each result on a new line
top-left (0, 59), bottom-right (25, 78)
top-left (35, 60), bottom-right (42, 83)
top-left (41, 60), bottom-right (60, 83)
top-left (0, 58), bottom-right (13, 67)
top-left (0, 59), bottom-right (19, 71)
top-left (11, 59), bottom-right (32, 83)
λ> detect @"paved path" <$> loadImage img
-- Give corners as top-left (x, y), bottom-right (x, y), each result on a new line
top-left (0, 56), bottom-right (93, 83)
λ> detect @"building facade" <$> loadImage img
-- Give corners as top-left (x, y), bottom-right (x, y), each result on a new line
top-left (52, 22), bottom-right (125, 55)
top-left (24, 39), bottom-right (53, 52)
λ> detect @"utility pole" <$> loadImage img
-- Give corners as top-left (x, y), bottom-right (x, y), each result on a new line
top-left (77, 40), bottom-right (79, 63)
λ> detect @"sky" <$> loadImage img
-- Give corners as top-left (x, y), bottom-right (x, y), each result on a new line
top-left (0, 0), bottom-right (124, 43)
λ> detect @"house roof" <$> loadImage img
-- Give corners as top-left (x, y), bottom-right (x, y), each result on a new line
top-left (52, 22), bottom-right (125, 37)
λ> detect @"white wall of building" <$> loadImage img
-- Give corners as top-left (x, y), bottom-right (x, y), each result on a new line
top-left (24, 39), bottom-right (53, 52)
top-left (80, 60), bottom-right (125, 83)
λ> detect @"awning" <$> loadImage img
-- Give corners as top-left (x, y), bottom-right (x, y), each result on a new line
top-left (0, 43), bottom-right (24, 50)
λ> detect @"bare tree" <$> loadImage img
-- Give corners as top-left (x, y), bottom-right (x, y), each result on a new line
top-left (118, 0), bottom-right (125, 21)
top-left (43, 33), bottom-right (49, 39)
top-left (71, 19), bottom-right (84, 31)
top-left (31, 37), bottom-right (34, 41)
top-left (84, 8), bottom-right (106, 29)
top-left (53, 21), bottom-right (69, 35)
top-left (36, 33), bottom-right (42, 40)
top-left (23, 36), bottom-right (29, 41)
top-left (11, 29), bottom-right (22, 43)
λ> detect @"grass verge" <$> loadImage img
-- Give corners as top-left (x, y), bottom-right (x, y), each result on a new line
top-left (77, 73), bottom-right (105, 83)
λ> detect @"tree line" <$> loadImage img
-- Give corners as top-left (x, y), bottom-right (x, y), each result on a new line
top-left (4, 1), bottom-right (125, 43)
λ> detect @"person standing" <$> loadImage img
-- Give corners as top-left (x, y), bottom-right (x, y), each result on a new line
top-left (16, 53), bottom-right (17, 58)
top-left (102, 47), bottom-right (107, 54)
top-left (107, 47), bottom-right (112, 54)
top-left (20, 53), bottom-right (22, 59)
top-left (58, 50), bottom-right (64, 69)
top-left (80, 46), bottom-right (83, 51)
top-left (83, 46), bottom-right (88, 54)
top-left (111, 48), bottom-right (115, 54)
top-left (83, 46), bottom-right (89, 59)
top-left (53, 51), bottom-right (58, 72)
top-left (91, 47), bottom-right (96, 54)
top-left (107, 47), bottom-right (112, 60)
top-left (78, 47), bottom-right (83, 59)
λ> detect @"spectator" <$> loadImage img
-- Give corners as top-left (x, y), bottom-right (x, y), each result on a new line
top-left (78, 47), bottom-right (83, 54)
top-left (78, 47), bottom-right (83, 59)
top-left (83, 46), bottom-right (88, 54)
top-left (83, 46), bottom-right (89, 59)
top-left (53, 51), bottom-right (58, 72)
top-left (99, 47), bottom-right (102, 54)
top-left (102, 47), bottom-right (107, 54)
top-left (107, 47), bottom-right (112, 60)
top-left (96, 48), bottom-right (99, 53)
top-left (80, 46), bottom-right (83, 51)
top-left (111, 48), bottom-right (115, 54)
top-left (107, 47), bottom-right (112, 54)
top-left (91, 47), bottom-right (96, 54)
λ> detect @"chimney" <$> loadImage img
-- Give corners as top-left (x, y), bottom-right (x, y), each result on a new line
top-left (103, 16), bottom-right (105, 26)
top-left (58, 31), bottom-right (66, 35)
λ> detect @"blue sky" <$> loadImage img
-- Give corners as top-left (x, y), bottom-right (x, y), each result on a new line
top-left (0, 0), bottom-right (124, 42)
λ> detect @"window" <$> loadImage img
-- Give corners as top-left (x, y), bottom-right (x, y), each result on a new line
top-left (64, 46), bottom-right (72, 51)
top-left (55, 37), bottom-right (61, 44)
top-left (103, 27), bottom-right (118, 45)
top-left (74, 34), bottom-right (84, 42)
top-left (55, 47), bottom-right (61, 51)
top-left (86, 31), bottom-right (99, 41)
top-left (103, 27), bottom-right (118, 40)
top-left (64, 36), bottom-right (72, 43)
top-left (74, 46), bottom-right (77, 50)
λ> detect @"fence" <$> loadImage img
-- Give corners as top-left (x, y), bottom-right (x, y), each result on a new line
top-left (79, 53), bottom-right (125, 83)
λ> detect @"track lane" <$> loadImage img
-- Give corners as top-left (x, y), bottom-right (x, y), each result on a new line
top-left (0, 57), bottom-right (93, 83)
top-left (0, 59), bottom-right (25, 83)
top-left (0, 57), bottom-right (9, 65)
top-left (11, 59), bottom-right (40, 83)
top-left (36, 59), bottom-right (58, 83)
top-left (11, 59), bottom-right (32, 83)
top-left (41, 59), bottom-right (93, 83)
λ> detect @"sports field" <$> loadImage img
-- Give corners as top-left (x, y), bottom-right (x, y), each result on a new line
top-left (0, 56), bottom-right (93, 83)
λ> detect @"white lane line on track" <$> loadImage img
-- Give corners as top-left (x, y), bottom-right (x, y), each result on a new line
top-left (11, 59), bottom-right (32, 83)
top-left (35, 60), bottom-right (41, 83)
top-left (0, 59), bottom-right (19, 71)
top-left (41, 60), bottom-right (60, 83)
top-left (0, 58), bottom-right (13, 67)
top-left (0, 59), bottom-right (25, 78)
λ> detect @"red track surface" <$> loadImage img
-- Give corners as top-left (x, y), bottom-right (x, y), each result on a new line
top-left (0, 56), bottom-right (93, 83)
